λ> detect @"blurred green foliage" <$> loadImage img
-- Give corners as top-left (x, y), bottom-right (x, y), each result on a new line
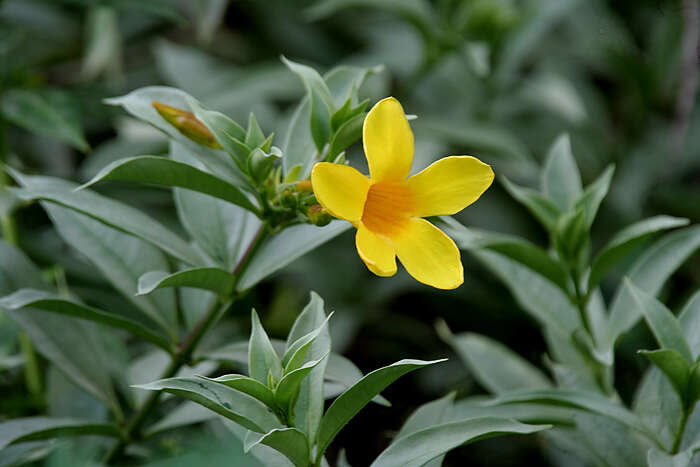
top-left (1, 0), bottom-right (699, 465)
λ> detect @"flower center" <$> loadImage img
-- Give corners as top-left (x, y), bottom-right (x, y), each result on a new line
top-left (361, 180), bottom-right (413, 238)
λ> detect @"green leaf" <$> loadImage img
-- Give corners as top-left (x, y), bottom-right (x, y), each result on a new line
top-left (249, 310), bottom-right (283, 385)
top-left (488, 388), bottom-right (662, 446)
top-left (625, 280), bottom-right (693, 364)
top-left (170, 141), bottom-right (262, 270)
top-left (11, 172), bottom-right (204, 266)
top-left (370, 417), bottom-right (549, 467)
top-left (202, 374), bottom-right (276, 409)
top-left (237, 222), bottom-right (351, 291)
top-left (80, 156), bottom-right (259, 214)
top-left (0, 289), bottom-right (171, 352)
top-left (639, 349), bottom-right (690, 402)
top-left (37, 205), bottom-right (177, 337)
top-left (445, 218), bottom-right (580, 335)
top-left (602, 226), bottom-right (700, 362)
top-left (647, 447), bottom-right (694, 467)
top-left (328, 112), bottom-right (365, 160)
top-left (1, 89), bottom-right (88, 151)
top-left (573, 165), bottom-right (615, 230)
top-left (501, 176), bottom-right (561, 232)
top-left (282, 313), bottom-right (332, 372)
top-left (393, 392), bottom-right (455, 467)
top-left (553, 207), bottom-right (588, 267)
top-left (81, 6), bottom-right (121, 80)
top-left (461, 228), bottom-right (570, 293)
top-left (588, 216), bottom-right (689, 291)
top-left (0, 417), bottom-right (119, 450)
top-left (276, 356), bottom-right (328, 413)
top-left (540, 134), bottom-right (582, 211)
top-left (287, 292), bottom-right (331, 446)
top-left (687, 363), bottom-right (700, 407)
top-left (145, 402), bottom-right (218, 437)
top-left (282, 98), bottom-right (316, 178)
top-left (439, 326), bottom-right (551, 394)
top-left (134, 377), bottom-right (282, 433)
top-left (138, 268), bottom-right (236, 298)
top-left (282, 56), bottom-right (334, 152)
top-left (245, 428), bottom-right (310, 467)
top-left (316, 358), bottom-right (446, 461)
top-left (451, 397), bottom-right (575, 426)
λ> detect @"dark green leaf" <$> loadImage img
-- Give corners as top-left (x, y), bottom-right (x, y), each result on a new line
top-left (134, 377), bottom-right (282, 433)
top-left (316, 359), bottom-right (445, 461)
top-left (138, 268), bottom-right (235, 298)
top-left (203, 374), bottom-right (276, 409)
top-left (0, 289), bottom-right (171, 351)
top-left (0, 417), bottom-right (119, 450)
top-left (328, 112), bottom-right (364, 160)
top-left (501, 176), bottom-right (561, 232)
top-left (371, 417), bottom-right (549, 467)
top-left (588, 216), bottom-right (689, 291)
top-left (276, 356), bottom-right (328, 412)
top-left (11, 172), bottom-right (203, 266)
top-left (639, 349), bottom-right (690, 401)
top-left (245, 428), bottom-right (310, 467)
top-left (574, 165), bottom-right (615, 229)
top-left (80, 156), bottom-right (259, 214)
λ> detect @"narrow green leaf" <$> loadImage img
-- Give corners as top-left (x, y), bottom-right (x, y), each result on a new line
top-left (588, 216), bottom-right (689, 291)
top-left (80, 156), bottom-right (259, 214)
top-left (1, 89), bottom-right (88, 151)
top-left (276, 356), bottom-right (328, 412)
top-left (639, 349), bottom-right (690, 401)
top-left (145, 402), bottom-right (218, 437)
top-left (202, 374), bottom-right (276, 409)
top-left (11, 172), bottom-right (203, 266)
top-left (282, 313), bottom-right (332, 371)
top-left (541, 134), bottom-right (582, 211)
top-left (603, 226), bottom-right (700, 361)
top-left (237, 222), bottom-right (351, 291)
top-left (134, 377), bottom-right (282, 433)
top-left (394, 392), bottom-right (455, 442)
top-left (501, 176), bottom-right (561, 232)
top-left (249, 310), bottom-right (283, 384)
top-left (371, 417), bottom-right (549, 467)
top-left (463, 228), bottom-right (570, 293)
top-left (488, 388), bottom-right (663, 446)
top-left (0, 289), bottom-right (171, 351)
top-left (440, 327), bottom-right (551, 394)
top-left (282, 56), bottom-right (334, 152)
top-left (0, 417), bottom-right (119, 450)
top-left (625, 280), bottom-right (693, 364)
top-left (573, 165), bottom-right (615, 229)
top-left (245, 428), bottom-right (310, 467)
top-left (316, 359), bottom-right (446, 461)
top-left (451, 397), bottom-right (575, 426)
top-left (138, 268), bottom-right (235, 297)
top-left (328, 112), bottom-right (365, 160)
top-left (287, 292), bottom-right (331, 446)
top-left (186, 97), bottom-right (248, 169)
top-left (687, 362), bottom-right (700, 407)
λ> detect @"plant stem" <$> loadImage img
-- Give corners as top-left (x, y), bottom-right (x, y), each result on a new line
top-left (103, 223), bottom-right (269, 463)
top-left (672, 404), bottom-right (692, 454)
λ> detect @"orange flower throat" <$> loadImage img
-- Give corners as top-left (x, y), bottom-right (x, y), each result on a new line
top-left (361, 180), bottom-right (414, 238)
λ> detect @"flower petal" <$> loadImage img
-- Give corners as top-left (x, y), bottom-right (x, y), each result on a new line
top-left (311, 162), bottom-right (370, 222)
top-left (355, 222), bottom-right (397, 277)
top-left (406, 156), bottom-right (494, 217)
top-left (394, 218), bottom-right (463, 289)
top-left (363, 97), bottom-right (414, 182)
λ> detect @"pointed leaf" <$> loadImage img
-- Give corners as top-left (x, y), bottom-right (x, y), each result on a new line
top-left (80, 156), bottom-right (259, 214)
top-left (134, 377), bottom-right (282, 433)
top-left (371, 417), bottom-right (549, 467)
top-left (276, 356), bottom-right (328, 412)
top-left (0, 417), bottom-right (119, 450)
top-left (203, 374), bottom-right (276, 409)
top-left (316, 359), bottom-right (446, 461)
top-left (501, 176), bottom-right (561, 232)
top-left (639, 349), bottom-right (690, 401)
top-left (573, 165), bottom-right (614, 229)
top-left (0, 289), bottom-right (171, 351)
top-left (249, 310), bottom-right (283, 384)
top-left (138, 268), bottom-right (235, 297)
top-left (541, 134), bottom-right (582, 210)
top-left (245, 428), bottom-right (310, 467)
top-left (282, 313), bottom-right (332, 371)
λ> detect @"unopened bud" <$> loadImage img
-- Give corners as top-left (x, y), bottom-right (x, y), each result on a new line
top-left (295, 180), bottom-right (313, 192)
top-left (307, 204), bottom-right (332, 226)
top-left (152, 101), bottom-right (222, 149)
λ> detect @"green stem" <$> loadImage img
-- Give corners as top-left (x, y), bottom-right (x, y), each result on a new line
top-left (102, 223), bottom-right (270, 464)
top-left (672, 405), bottom-right (691, 454)
top-left (18, 332), bottom-right (41, 396)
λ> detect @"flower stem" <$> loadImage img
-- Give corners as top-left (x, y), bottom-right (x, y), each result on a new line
top-left (102, 223), bottom-right (270, 463)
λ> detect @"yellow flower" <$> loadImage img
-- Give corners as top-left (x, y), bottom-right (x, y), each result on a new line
top-left (311, 97), bottom-right (494, 289)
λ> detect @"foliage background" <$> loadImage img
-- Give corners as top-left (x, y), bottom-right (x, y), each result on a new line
top-left (1, 0), bottom-right (699, 465)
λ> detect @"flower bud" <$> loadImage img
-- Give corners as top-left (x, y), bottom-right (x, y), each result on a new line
top-left (307, 204), bottom-right (332, 227)
top-left (280, 189), bottom-right (297, 209)
top-left (152, 101), bottom-right (222, 149)
top-left (295, 180), bottom-right (313, 192)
